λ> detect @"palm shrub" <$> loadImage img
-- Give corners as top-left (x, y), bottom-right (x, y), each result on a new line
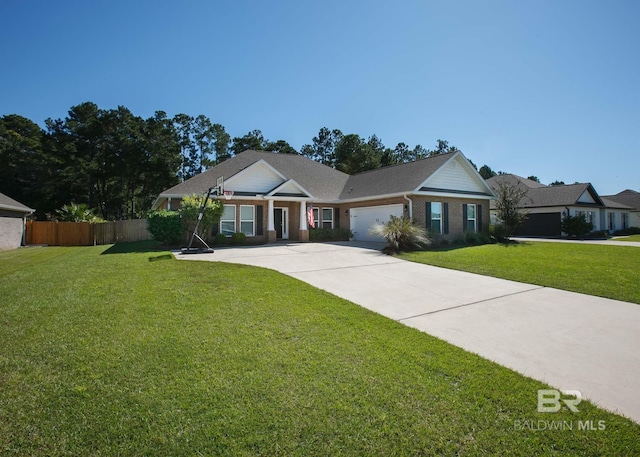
top-left (55, 203), bottom-right (102, 222)
top-left (370, 216), bottom-right (431, 252)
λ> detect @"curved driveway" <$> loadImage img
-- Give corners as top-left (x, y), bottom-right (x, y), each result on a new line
top-left (175, 241), bottom-right (640, 424)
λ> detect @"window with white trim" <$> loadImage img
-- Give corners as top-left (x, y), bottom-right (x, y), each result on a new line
top-left (322, 208), bottom-right (334, 229)
top-left (622, 213), bottom-right (629, 230)
top-left (586, 211), bottom-right (594, 224)
top-left (430, 202), bottom-right (442, 235)
top-left (466, 204), bottom-right (477, 232)
top-left (240, 205), bottom-right (255, 236)
top-left (220, 204), bottom-right (236, 236)
top-left (312, 207), bottom-right (319, 229)
top-left (608, 212), bottom-right (615, 231)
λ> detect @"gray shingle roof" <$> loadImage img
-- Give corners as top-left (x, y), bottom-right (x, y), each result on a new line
top-left (338, 152), bottom-right (455, 200)
top-left (0, 192), bottom-right (34, 213)
top-left (486, 173), bottom-right (546, 191)
top-left (602, 189), bottom-right (640, 211)
top-left (600, 197), bottom-right (633, 210)
top-left (157, 150), bottom-right (492, 207)
top-left (486, 174), bottom-right (604, 208)
top-left (160, 150), bottom-right (350, 201)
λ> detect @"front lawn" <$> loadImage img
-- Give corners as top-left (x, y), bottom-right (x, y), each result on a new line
top-left (1, 243), bottom-right (639, 455)
top-left (400, 242), bottom-right (640, 304)
top-left (612, 234), bottom-right (640, 242)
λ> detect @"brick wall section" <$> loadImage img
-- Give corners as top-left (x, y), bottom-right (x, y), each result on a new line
top-left (157, 195), bottom-right (490, 243)
top-left (338, 196), bottom-right (490, 239)
top-left (411, 196), bottom-right (490, 239)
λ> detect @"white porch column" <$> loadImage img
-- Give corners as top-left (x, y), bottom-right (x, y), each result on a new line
top-left (267, 199), bottom-right (275, 231)
top-left (300, 201), bottom-right (308, 230)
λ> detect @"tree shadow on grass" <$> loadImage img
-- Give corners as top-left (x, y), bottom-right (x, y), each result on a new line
top-left (100, 240), bottom-right (169, 255)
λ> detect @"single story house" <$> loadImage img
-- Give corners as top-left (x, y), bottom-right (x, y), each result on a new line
top-left (153, 149), bottom-right (495, 243)
top-left (486, 174), bottom-right (634, 236)
top-left (0, 192), bottom-right (34, 250)
top-left (602, 189), bottom-right (640, 229)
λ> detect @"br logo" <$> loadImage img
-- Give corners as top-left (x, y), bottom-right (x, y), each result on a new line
top-left (538, 389), bottom-right (582, 413)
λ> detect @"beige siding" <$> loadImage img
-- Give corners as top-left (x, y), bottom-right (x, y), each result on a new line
top-left (411, 196), bottom-right (491, 238)
top-left (227, 163), bottom-right (284, 193)
top-left (423, 156), bottom-right (487, 194)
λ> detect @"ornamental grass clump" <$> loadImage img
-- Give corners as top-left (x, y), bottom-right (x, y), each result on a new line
top-left (370, 215), bottom-right (431, 253)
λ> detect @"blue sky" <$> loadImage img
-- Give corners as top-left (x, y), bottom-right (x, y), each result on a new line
top-left (1, 0), bottom-right (638, 194)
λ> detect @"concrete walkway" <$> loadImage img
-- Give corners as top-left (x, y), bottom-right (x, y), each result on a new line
top-left (175, 242), bottom-right (640, 424)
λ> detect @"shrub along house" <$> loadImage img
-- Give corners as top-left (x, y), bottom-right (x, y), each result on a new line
top-left (152, 150), bottom-right (495, 243)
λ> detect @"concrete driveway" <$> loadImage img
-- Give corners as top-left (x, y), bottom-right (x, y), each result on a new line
top-left (175, 241), bottom-right (640, 424)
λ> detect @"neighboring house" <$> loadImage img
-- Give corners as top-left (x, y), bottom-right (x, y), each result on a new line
top-left (487, 174), bottom-right (633, 236)
top-left (153, 150), bottom-right (495, 243)
top-left (0, 192), bottom-right (34, 250)
top-left (602, 189), bottom-right (640, 229)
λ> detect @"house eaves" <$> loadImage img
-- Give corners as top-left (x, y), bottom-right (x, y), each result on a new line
top-left (266, 179), bottom-right (314, 200)
top-left (0, 192), bottom-right (35, 214)
top-left (602, 189), bottom-right (640, 211)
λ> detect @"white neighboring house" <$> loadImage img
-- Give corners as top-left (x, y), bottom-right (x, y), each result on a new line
top-left (602, 189), bottom-right (640, 230)
top-left (0, 192), bottom-right (34, 250)
top-left (486, 174), bottom-right (633, 236)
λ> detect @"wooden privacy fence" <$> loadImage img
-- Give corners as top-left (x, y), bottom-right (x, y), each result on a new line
top-left (26, 219), bottom-right (152, 246)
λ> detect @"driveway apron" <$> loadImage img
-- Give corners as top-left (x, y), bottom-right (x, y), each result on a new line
top-left (175, 241), bottom-right (640, 424)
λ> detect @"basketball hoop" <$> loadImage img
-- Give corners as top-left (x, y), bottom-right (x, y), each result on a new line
top-left (223, 190), bottom-right (234, 200)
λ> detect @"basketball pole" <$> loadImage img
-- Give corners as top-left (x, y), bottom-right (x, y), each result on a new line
top-left (181, 185), bottom-right (219, 254)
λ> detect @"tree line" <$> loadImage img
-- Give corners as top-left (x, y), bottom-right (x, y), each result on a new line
top-left (1, 100), bottom-right (541, 220)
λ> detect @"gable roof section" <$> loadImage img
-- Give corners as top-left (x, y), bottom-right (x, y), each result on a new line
top-left (156, 149), bottom-right (496, 208)
top-left (486, 174), bottom-right (605, 208)
top-left (267, 179), bottom-right (313, 198)
top-left (338, 151), bottom-right (494, 201)
top-left (600, 197), bottom-right (633, 210)
top-left (603, 189), bottom-right (640, 211)
top-left (418, 152), bottom-right (495, 196)
top-left (486, 173), bottom-right (546, 192)
top-left (158, 150), bottom-right (350, 202)
top-left (225, 159), bottom-right (288, 193)
top-left (0, 192), bottom-right (34, 214)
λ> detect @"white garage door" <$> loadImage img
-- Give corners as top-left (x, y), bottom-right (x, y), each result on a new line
top-left (350, 204), bottom-right (403, 242)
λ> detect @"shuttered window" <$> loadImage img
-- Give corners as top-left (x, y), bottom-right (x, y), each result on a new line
top-left (220, 205), bottom-right (236, 236)
top-left (240, 205), bottom-right (255, 237)
top-left (426, 202), bottom-right (449, 235)
top-left (322, 208), bottom-right (334, 229)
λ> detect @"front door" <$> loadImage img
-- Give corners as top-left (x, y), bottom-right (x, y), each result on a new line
top-left (274, 207), bottom-right (289, 239)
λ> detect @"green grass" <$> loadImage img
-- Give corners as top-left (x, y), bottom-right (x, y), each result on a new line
top-left (1, 242), bottom-right (639, 455)
top-left (612, 234), bottom-right (640, 242)
top-left (400, 242), bottom-right (640, 304)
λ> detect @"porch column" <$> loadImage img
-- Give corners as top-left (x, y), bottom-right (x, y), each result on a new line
top-left (266, 199), bottom-right (276, 243)
top-left (267, 199), bottom-right (275, 231)
top-left (299, 201), bottom-right (309, 242)
top-left (299, 201), bottom-right (307, 230)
